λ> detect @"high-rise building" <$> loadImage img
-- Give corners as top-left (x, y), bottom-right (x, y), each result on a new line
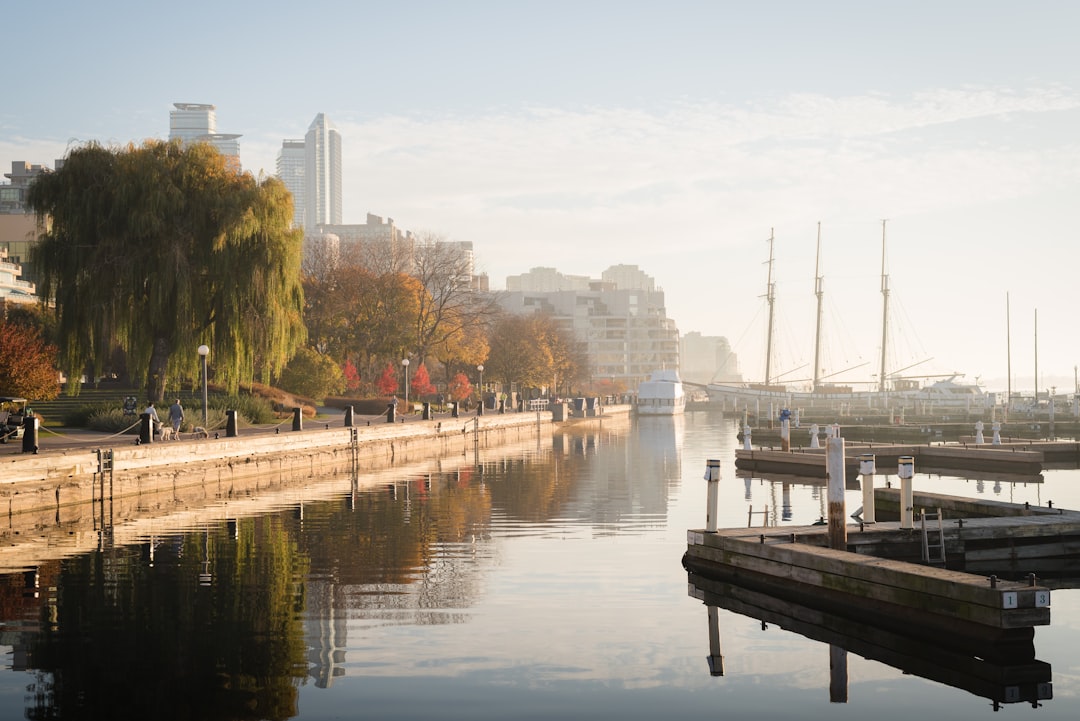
top-left (276, 139), bottom-right (306, 229)
top-left (304, 113), bottom-right (342, 230)
top-left (168, 103), bottom-right (242, 170)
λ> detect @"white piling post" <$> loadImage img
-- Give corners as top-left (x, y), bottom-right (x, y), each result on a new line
top-left (992, 421), bottom-right (1001, 445)
top-left (809, 423), bottom-right (820, 448)
top-left (780, 417), bottom-right (790, 451)
top-left (830, 423), bottom-right (840, 439)
top-left (898, 456), bottom-right (915, 530)
top-left (743, 422), bottom-right (752, 451)
top-left (859, 453), bottom-right (876, 524)
top-left (974, 420), bottom-right (984, 445)
top-left (794, 408), bottom-right (801, 428)
top-left (704, 459), bottom-right (721, 532)
top-left (826, 435), bottom-right (847, 549)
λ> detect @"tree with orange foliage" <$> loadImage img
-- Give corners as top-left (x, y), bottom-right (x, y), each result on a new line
top-left (447, 372), bottom-right (473, 402)
top-left (0, 321), bottom-right (60, 400)
top-left (375, 362), bottom-right (399, 396)
top-left (410, 362), bottom-right (436, 397)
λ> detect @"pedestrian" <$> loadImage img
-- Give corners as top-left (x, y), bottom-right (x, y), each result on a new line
top-left (144, 401), bottom-right (161, 433)
top-left (168, 398), bottom-right (184, 434)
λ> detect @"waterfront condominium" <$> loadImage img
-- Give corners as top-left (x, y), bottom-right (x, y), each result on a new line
top-left (304, 113), bottom-right (342, 231)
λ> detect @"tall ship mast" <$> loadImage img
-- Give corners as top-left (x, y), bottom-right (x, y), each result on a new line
top-left (878, 219), bottom-right (890, 394)
top-left (812, 222), bottom-right (824, 393)
top-left (763, 228), bottom-right (776, 388)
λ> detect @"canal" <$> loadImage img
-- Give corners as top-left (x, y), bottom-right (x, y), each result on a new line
top-left (1, 410), bottom-right (1078, 719)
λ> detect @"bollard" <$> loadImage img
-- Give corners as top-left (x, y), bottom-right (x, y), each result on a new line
top-left (477, 399), bottom-right (484, 416)
top-left (21, 415), bottom-right (39, 454)
top-left (779, 409), bottom-right (791, 452)
top-left (859, 453), bottom-right (876, 523)
top-left (422, 402), bottom-right (431, 420)
top-left (898, 455), bottom-right (915, 529)
top-left (826, 436), bottom-right (847, 549)
top-left (344, 406), bottom-right (354, 427)
top-left (992, 421), bottom-right (1001, 445)
top-left (139, 412), bottom-right (154, 444)
top-left (291, 407), bottom-right (303, 432)
top-left (704, 459), bottom-right (721, 532)
top-left (386, 403), bottom-right (396, 423)
top-left (974, 420), bottom-right (984, 445)
top-left (809, 423), bottom-right (820, 449)
top-left (226, 409), bottom-right (238, 437)
top-left (742, 423), bottom-right (752, 451)
top-left (498, 399), bottom-right (505, 414)
top-left (450, 401), bottom-right (459, 418)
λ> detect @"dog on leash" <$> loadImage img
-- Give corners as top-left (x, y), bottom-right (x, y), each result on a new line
top-left (192, 426), bottom-right (209, 439)
top-left (159, 426), bottom-right (177, 441)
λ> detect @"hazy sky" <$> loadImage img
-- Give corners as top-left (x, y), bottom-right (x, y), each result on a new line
top-left (5, 0), bottom-right (1080, 392)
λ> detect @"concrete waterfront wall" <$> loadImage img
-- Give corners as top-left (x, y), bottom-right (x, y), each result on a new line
top-left (0, 413), bottom-right (555, 522)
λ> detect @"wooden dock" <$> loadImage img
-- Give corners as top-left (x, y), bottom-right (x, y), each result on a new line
top-left (682, 489), bottom-right (1080, 641)
top-left (734, 439), bottom-right (1080, 476)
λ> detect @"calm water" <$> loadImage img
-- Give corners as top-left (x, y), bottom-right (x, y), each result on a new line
top-left (2, 410), bottom-right (1079, 720)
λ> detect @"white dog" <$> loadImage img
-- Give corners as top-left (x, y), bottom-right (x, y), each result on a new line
top-left (159, 425), bottom-right (177, 441)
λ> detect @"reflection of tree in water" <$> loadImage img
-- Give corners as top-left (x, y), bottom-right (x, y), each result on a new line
top-left (24, 516), bottom-right (308, 721)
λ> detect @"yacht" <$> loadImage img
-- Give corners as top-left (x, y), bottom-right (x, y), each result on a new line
top-left (635, 369), bottom-right (686, 415)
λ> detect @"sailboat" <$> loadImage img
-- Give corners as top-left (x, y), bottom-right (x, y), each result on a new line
top-left (705, 223), bottom-right (990, 414)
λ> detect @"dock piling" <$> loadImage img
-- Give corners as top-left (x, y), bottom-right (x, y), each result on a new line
top-left (704, 459), bottom-right (721, 533)
top-left (826, 435), bottom-right (847, 549)
top-left (898, 456), bottom-right (915, 529)
top-left (859, 453), bottom-right (876, 524)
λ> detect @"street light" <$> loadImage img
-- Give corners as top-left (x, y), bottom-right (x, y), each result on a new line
top-left (402, 358), bottom-right (410, 411)
top-left (477, 364), bottom-right (484, 409)
top-left (198, 344), bottom-right (209, 426)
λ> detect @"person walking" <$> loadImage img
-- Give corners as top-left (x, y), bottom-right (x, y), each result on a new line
top-left (168, 398), bottom-right (184, 435)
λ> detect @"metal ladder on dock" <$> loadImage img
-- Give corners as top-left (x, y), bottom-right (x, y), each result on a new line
top-left (920, 507), bottom-right (945, 565)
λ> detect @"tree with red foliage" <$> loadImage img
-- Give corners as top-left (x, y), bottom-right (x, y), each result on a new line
top-left (341, 359), bottom-right (361, 393)
top-left (375, 362), bottom-right (398, 396)
top-left (447, 372), bottom-right (473, 402)
top-left (410, 362), bottom-right (436, 397)
top-left (0, 320), bottom-right (60, 401)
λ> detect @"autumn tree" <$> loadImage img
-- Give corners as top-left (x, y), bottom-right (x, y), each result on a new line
top-left (409, 234), bottom-right (499, 365)
top-left (447, 372), bottom-right (473, 402)
top-left (0, 320), bottom-right (60, 400)
top-left (277, 347), bottom-right (345, 401)
top-left (341, 359), bottom-right (361, 394)
top-left (28, 139), bottom-right (305, 402)
top-left (410, 362), bottom-right (436, 397)
top-left (375, 362), bottom-right (399, 396)
top-left (485, 312), bottom-right (585, 395)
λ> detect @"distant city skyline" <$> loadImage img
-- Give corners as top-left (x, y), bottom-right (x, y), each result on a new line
top-left (3, 1), bottom-right (1080, 391)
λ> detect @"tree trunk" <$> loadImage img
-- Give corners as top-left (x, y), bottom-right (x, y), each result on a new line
top-left (147, 337), bottom-right (171, 403)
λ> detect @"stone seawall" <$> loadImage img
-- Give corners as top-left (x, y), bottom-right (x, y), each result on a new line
top-left (0, 413), bottom-right (560, 521)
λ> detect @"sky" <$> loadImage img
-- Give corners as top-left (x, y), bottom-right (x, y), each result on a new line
top-left (4, 0), bottom-right (1080, 394)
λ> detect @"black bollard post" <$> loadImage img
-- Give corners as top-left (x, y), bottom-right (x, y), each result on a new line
top-left (139, 412), bottom-right (154, 444)
top-left (477, 397), bottom-right (485, 416)
top-left (387, 403), bottom-right (396, 423)
top-left (344, 405), bottom-right (354, 427)
top-left (498, 399), bottom-right (505, 414)
top-left (422, 402), bottom-right (431, 420)
top-left (450, 401), bottom-right (459, 418)
top-left (21, 414), bottom-right (38, 454)
top-left (226, 409), bottom-right (238, 437)
top-left (292, 407), bottom-right (302, 431)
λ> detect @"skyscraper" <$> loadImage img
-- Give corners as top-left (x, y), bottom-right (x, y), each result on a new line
top-left (276, 139), bottom-right (306, 229)
top-left (304, 113), bottom-right (342, 230)
top-left (168, 103), bottom-right (242, 170)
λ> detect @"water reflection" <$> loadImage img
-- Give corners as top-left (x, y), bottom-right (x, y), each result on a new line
top-left (688, 575), bottom-right (1054, 710)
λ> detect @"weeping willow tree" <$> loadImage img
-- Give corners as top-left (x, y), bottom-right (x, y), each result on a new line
top-left (28, 139), bottom-right (306, 401)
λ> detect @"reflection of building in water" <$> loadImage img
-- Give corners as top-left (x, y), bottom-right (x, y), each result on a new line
top-left (304, 579), bottom-right (347, 687)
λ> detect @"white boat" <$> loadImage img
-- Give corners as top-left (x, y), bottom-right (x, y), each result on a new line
top-left (636, 369), bottom-right (686, 415)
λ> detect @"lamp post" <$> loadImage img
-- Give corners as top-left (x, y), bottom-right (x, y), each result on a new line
top-left (477, 364), bottom-right (484, 409)
top-left (402, 358), bottom-right (410, 411)
top-left (198, 344), bottom-right (209, 426)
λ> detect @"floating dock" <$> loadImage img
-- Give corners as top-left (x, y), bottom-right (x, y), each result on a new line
top-left (734, 439), bottom-right (1080, 476)
top-left (682, 491), bottom-right (1079, 642)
